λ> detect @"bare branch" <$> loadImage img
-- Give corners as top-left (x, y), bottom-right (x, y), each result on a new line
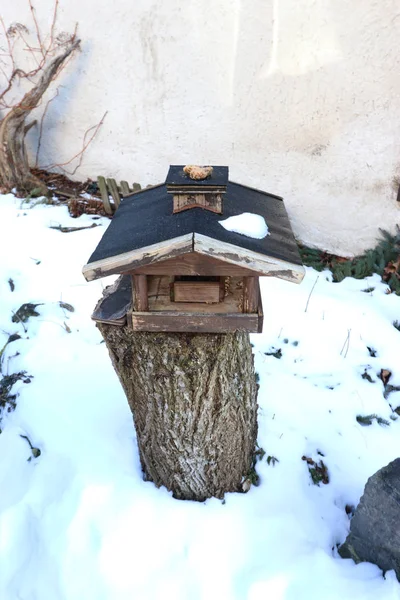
top-left (28, 0), bottom-right (44, 60)
top-left (35, 88), bottom-right (58, 166)
top-left (0, 1), bottom-right (101, 194)
top-left (24, 119), bottom-right (37, 135)
top-left (41, 111), bottom-right (108, 174)
top-left (16, 38), bottom-right (80, 113)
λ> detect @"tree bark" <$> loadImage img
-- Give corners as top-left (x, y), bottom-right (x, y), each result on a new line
top-left (0, 39), bottom-right (80, 194)
top-left (98, 324), bottom-right (258, 501)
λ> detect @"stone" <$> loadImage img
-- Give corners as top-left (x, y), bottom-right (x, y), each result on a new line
top-left (339, 458), bottom-right (400, 579)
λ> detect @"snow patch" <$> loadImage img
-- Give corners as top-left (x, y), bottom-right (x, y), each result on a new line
top-left (219, 212), bottom-right (269, 239)
top-left (0, 194), bottom-right (400, 599)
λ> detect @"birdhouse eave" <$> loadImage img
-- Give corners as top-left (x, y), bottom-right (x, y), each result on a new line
top-left (82, 232), bottom-right (304, 283)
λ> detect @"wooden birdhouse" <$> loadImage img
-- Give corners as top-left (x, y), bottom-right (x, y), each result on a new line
top-left (82, 165), bottom-right (305, 333)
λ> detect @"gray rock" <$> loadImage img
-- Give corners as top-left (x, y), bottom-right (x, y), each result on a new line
top-left (339, 458), bottom-right (400, 579)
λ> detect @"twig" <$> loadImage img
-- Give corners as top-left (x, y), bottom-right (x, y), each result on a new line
top-left (49, 223), bottom-right (99, 233)
top-left (305, 275), bottom-right (319, 313)
top-left (47, 0), bottom-right (59, 55)
top-left (28, 0), bottom-right (44, 60)
top-left (340, 329), bottom-right (351, 358)
top-left (11, 311), bottom-right (27, 334)
top-left (35, 88), bottom-right (59, 166)
top-left (41, 111), bottom-right (108, 174)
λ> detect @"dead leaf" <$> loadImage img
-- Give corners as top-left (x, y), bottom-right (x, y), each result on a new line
top-left (380, 369), bottom-right (392, 386)
top-left (383, 259), bottom-right (400, 282)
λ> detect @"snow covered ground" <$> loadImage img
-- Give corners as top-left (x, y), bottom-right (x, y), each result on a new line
top-left (1, 193), bottom-right (400, 600)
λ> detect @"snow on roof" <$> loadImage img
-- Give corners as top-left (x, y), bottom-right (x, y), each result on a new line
top-left (219, 212), bottom-right (270, 239)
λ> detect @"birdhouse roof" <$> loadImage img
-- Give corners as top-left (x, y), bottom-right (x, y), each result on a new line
top-left (82, 181), bottom-right (304, 282)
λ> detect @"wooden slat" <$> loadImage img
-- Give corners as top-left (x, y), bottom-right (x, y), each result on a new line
top-left (243, 277), bottom-right (259, 313)
top-left (132, 183), bottom-right (142, 192)
top-left (120, 181), bottom-right (131, 197)
top-left (131, 311), bottom-right (259, 333)
top-left (173, 281), bottom-right (220, 303)
top-left (133, 252), bottom-right (259, 276)
top-left (97, 176), bottom-right (113, 215)
top-left (133, 275), bottom-right (148, 311)
top-left (107, 178), bottom-right (121, 209)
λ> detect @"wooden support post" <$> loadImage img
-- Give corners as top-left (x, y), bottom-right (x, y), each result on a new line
top-left (243, 277), bottom-right (259, 313)
top-left (132, 182), bottom-right (142, 192)
top-left (133, 275), bottom-right (148, 312)
top-left (97, 176), bottom-right (113, 215)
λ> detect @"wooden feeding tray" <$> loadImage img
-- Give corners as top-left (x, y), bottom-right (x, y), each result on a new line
top-left (91, 274), bottom-right (264, 333)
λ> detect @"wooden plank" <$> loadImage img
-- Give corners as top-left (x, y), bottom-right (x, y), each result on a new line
top-left (97, 176), bottom-right (113, 215)
top-left (147, 275), bottom-right (174, 301)
top-left (132, 183), bottom-right (142, 192)
top-left (168, 187), bottom-right (226, 195)
top-left (194, 233), bottom-right (305, 283)
top-left (120, 181), bottom-right (131, 197)
top-left (173, 193), bottom-right (222, 214)
top-left (173, 281), bottom-right (221, 303)
top-left (107, 178), bottom-right (121, 209)
top-left (133, 275), bottom-right (148, 311)
top-left (243, 277), bottom-right (259, 313)
top-left (132, 252), bottom-right (259, 276)
top-left (82, 234), bottom-right (194, 281)
top-left (131, 311), bottom-right (259, 333)
top-left (146, 275), bottom-right (243, 314)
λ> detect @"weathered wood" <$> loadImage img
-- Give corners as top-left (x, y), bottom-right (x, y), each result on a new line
top-left (132, 252), bottom-right (262, 277)
top-left (132, 183), bottom-right (142, 192)
top-left (194, 233), bottom-right (305, 283)
top-left (97, 325), bottom-right (258, 500)
top-left (107, 178), bottom-right (121, 209)
top-left (133, 275), bottom-right (148, 311)
top-left (120, 180), bottom-right (131, 197)
top-left (173, 193), bottom-right (222, 214)
top-left (243, 277), bottom-right (259, 313)
top-left (131, 311), bottom-right (260, 333)
top-left (82, 234), bottom-right (194, 281)
top-left (146, 275), bottom-right (243, 314)
top-left (173, 281), bottom-right (221, 303)
top-left (97, 176), bottom-right (113, 215)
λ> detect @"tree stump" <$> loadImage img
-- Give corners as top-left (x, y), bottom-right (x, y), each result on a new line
top-left (98, 324), bottom-right (258, 501)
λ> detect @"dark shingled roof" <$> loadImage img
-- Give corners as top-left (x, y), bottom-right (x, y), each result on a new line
top-left (86, 181), bottom-right (302, 267)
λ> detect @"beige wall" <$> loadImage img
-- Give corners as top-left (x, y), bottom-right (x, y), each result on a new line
top-left (2, 0), bottom-right (400, 256)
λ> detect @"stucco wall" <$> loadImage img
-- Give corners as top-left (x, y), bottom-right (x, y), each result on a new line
top-left (2, 0), bottom-right (400, 256)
